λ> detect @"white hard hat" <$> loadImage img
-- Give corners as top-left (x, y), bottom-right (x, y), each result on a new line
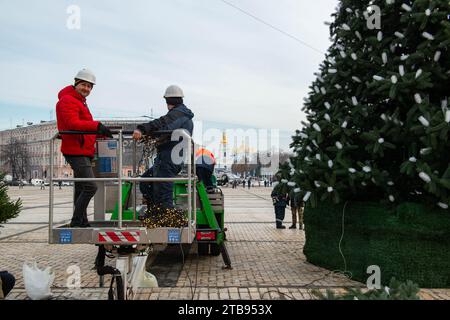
top-left (74, 68), bottom-right (96, 85)
top-left (164, 85), bottom-right (184, 98)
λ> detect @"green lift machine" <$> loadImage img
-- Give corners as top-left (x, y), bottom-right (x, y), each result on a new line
top-left (110, 178), bottom-right (232, 269)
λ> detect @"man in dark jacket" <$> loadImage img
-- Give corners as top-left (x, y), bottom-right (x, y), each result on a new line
top-left (56, 69), bottom-right (113, 228)
top-left (271, 184), bottom-right (288, 229)
top-left (133, 85), bottom-right (194, 209)
top-left (0, 271), bottom-right (15, 299)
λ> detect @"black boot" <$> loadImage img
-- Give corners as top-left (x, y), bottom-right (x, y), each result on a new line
top-left (276, 224), bottom-right (286, 229)
top-left (289, 224), bottom-right (296, 229)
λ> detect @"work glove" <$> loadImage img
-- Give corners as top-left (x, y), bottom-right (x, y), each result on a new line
top-left (97, 123), bottom-right (113, 138)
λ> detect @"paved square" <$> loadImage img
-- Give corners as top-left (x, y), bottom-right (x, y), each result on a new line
top-left (1, 186), bottom-right (449, 300)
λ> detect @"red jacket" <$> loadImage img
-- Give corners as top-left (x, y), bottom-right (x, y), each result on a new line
top-left (56, 86), bottom-right (99, 157)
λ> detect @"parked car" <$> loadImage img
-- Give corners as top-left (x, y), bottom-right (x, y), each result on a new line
top-left (31, 179), bottom-right (44, 186)
top-left (6, 179), bottom-right (28, 186)
top-left (52, 181), bottom-right (71, 186)
top-left (52, 180), bottom-right (72, 186)
top-left (7, 180), bottom-right (20, 186)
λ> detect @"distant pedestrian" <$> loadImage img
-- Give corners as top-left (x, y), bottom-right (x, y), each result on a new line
top-left (19, 181), bottom-right (23, 189)
top-left (58, 180), bottom-right (62, 190)
top-left (271, 184), bottom-right (288, 229)
top-left (247, 178), bottom-right (251, 189)
top-left (288, 189), bottom-right (304, 230)
top-left (40, 181), bottom-right (45, 190)
top-left (242, 179), bottom-right (246, 188)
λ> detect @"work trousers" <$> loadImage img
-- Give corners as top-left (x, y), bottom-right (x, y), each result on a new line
top-left (196, 166), bottom-right (213, 190)
top-left (64, 155), bottom-right (98, 227)
top-left (291, 206), bottom-right (304, 226)
top-left (139, 150), bottom-right (181, 209)
top-left (274, 206), bottom-right (286, 227)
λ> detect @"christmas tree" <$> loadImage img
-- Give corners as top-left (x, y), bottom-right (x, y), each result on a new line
top-left (286, 0), bottom-right (450, 208)
top-left (0, 172), bottom-right (21, 226)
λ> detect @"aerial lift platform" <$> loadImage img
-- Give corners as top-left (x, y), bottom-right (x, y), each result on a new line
top-left (48, 129), bottom-right (231, 299)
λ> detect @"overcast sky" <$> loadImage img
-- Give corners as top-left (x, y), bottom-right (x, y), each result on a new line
top-left (0, 0), bottom-right (339, 150)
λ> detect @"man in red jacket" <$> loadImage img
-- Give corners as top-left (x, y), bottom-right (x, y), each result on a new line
top-left (56, 69), bottom-right (112, 227)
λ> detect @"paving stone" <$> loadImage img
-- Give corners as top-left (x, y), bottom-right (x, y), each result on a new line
top-left (2, 187), bottom-right (449, 300)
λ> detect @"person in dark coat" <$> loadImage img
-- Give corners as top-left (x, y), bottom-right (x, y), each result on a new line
top-left (271, 184), bottom-right (288, 229)
top-left (133, 85), bottom-right (194, 209)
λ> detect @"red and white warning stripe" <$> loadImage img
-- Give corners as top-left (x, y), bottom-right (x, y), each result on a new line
top-left (98, 231), bottom-right (141, 243)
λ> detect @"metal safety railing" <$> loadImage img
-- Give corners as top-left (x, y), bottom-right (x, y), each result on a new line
top-left (48, 129), bottom-right (197, 244)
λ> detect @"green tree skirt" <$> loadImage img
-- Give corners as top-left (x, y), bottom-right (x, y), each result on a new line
top-left (303, 201), bottom-right (450, 288)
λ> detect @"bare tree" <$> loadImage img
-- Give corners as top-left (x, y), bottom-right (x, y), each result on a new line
top-left (1, 138), bottom-right (30, 180)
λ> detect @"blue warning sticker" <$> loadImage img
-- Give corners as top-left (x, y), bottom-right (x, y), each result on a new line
top-left (168, 229), bottom-right (181, 243)
top-left (107, 141), bottom-right (117, 149)
top-left (59, 230), bottom-right (72, 244)
top-left (99, 157), bottom-right (113, 173)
